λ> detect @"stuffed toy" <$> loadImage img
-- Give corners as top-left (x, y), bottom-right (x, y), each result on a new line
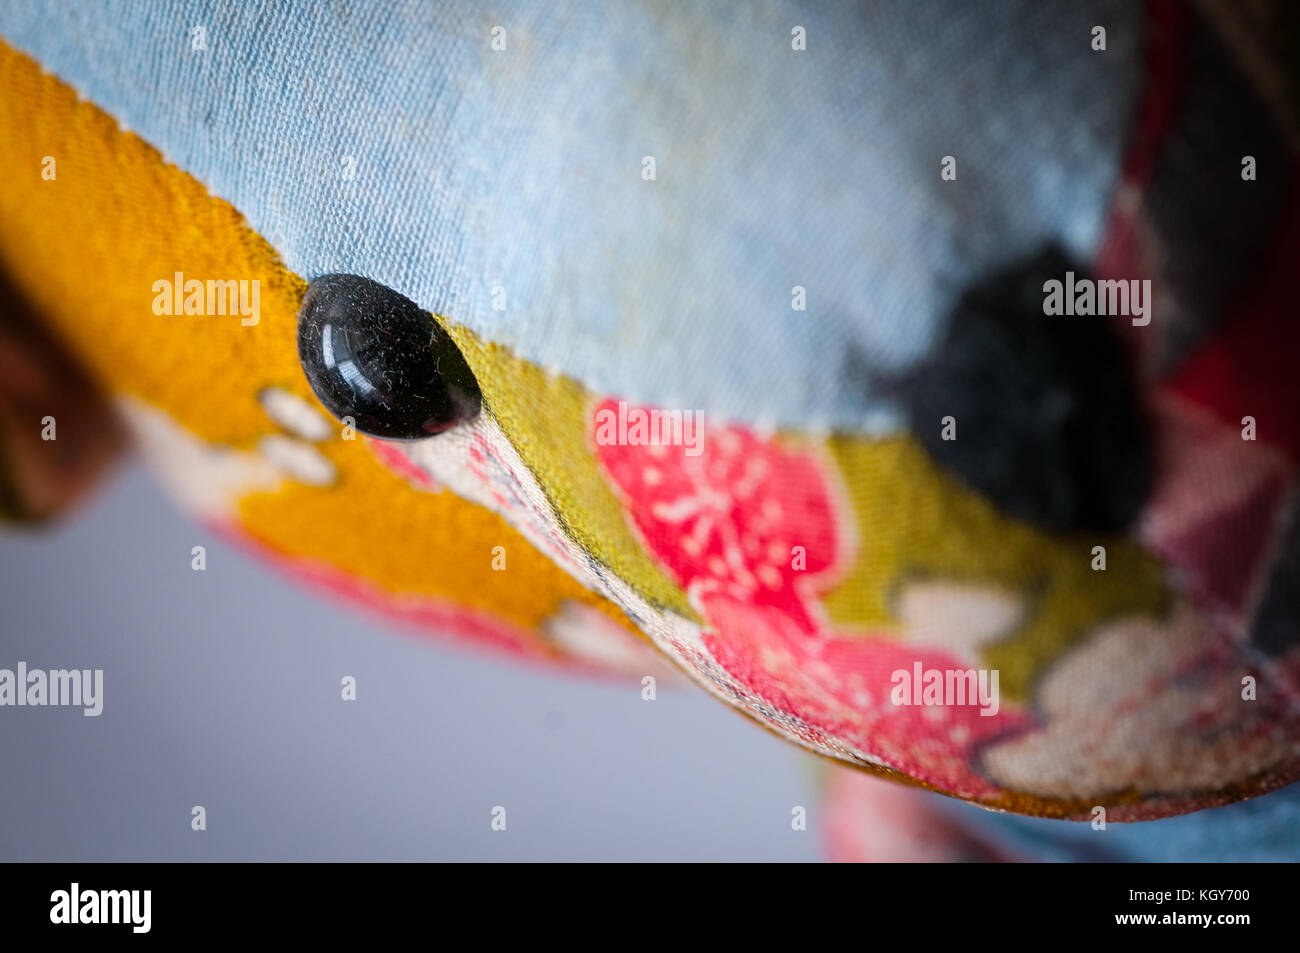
top-left (2, 0), bottom-right (1298, 861)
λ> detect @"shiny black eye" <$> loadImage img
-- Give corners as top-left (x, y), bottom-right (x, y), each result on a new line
top-left (296, 274), bottom-right (481, 440)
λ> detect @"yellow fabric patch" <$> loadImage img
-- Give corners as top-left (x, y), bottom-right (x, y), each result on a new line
top-left (0, 38), bottom-right (649, 648)
top-left (822, 436), bottom-right (1169, 698)
top-left (0, 47), bottom-right (305, 448)
top-left (447, 331), bottom-right (697, 620)
top-left (237, 444), bottom-right (637, 641)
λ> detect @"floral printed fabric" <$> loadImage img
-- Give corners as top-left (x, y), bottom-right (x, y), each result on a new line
top-left (4, 6), bottom-right (1299, 824)
top-left (585, 386), bottom-right (1300, 818)
top-left (593, 400), bottom-right (1032, 801)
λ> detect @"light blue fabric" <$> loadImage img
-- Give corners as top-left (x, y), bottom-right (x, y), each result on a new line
top-left (940, 782), bottom-right (1300, 862)
top-left (0, 0), bottom-right (1142, 431)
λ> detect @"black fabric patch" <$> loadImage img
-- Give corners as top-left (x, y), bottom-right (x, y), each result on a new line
top-left (901, 246), bottom-right (1150, 534)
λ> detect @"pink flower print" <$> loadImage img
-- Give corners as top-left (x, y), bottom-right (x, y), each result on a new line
top-left (701, 592), bottom-right (1033, 800)
top-left (593, 399), bottom-right (840, 633)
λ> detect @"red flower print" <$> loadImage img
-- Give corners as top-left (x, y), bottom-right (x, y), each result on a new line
top-left (702, 592), bottom-right (1032, 799)
top-left (594, 399), bottom-right (1033, 797)
top-left (593, 399), bottom-right (840, 632)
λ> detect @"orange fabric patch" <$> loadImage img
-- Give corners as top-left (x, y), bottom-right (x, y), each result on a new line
top-left (0, 38), bottom-right (648, 651)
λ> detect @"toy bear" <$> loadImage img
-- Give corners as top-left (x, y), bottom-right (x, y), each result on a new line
top-left (1, 0), bottom-right (1297, 860)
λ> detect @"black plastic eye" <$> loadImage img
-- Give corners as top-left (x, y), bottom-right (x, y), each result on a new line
top-left (297, 274), bottom-right (481, 439)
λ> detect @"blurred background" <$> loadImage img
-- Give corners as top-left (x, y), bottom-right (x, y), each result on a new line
top-left (6, 463), bottom-right (1300, 862)
top-left (0, 464), bottom-right (819, 861)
